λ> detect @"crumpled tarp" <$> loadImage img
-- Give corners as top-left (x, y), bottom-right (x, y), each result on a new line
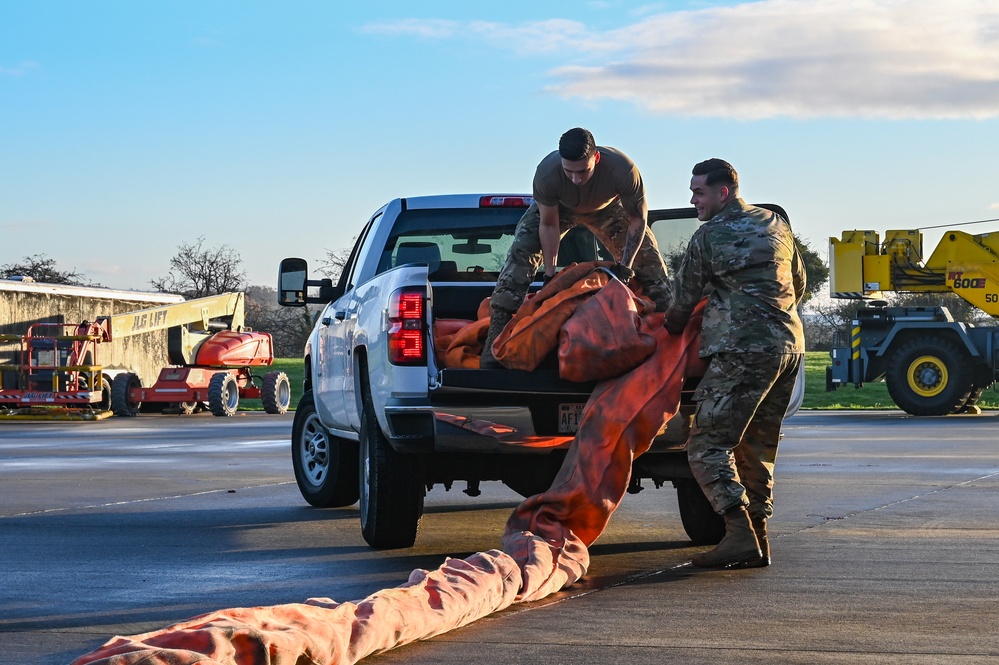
top-left (71, 267), bottom-right (705, 665)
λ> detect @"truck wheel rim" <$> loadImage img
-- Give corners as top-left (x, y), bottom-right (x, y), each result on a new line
top-left (301, 414), bottom-right (329, 486)
top-left (907, 355), bottom-right (947, 397)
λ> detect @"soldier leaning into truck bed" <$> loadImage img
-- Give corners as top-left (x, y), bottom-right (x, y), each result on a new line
top-left (479, 127), bottom-right (672, 369)
top-left (664, 158), bottom-right (805, 569)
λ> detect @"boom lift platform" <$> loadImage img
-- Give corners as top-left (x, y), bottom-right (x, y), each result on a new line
top-left (827, 228), bottom-right (999, 415)
top-left (0, 292), bottom-right (291, 420)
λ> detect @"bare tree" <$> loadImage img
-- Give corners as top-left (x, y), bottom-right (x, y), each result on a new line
top-left (244, 285), bottom-right (318, 358)
top-left (317, 246), bottom-right (351, 281)
top-left (0, 253), bottom-right (101, 287)
top-left (151, 237), bottom-right (246, 298)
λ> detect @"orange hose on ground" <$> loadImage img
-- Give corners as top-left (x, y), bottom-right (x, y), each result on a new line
top-left (71, 282), bottom-right (704, 665)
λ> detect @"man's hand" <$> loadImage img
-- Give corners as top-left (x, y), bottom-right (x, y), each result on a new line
top-left (663, 310), bottom-right (686, 335)
top-left (609, 262), bottom-right (635, 283)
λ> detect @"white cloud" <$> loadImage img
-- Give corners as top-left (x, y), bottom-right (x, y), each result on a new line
top-left (990, 203), bottom-right (999, 210)
top-left (0, 61), bottom-right (39, 77)
top-left (360, 18), bottom-right (464, 40)
top-left (365, 0), bottom-right (999, 120)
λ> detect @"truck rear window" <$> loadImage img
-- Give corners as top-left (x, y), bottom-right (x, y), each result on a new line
top-left (378, 208), bottom-right (521, 282)
top-left (378, 208), bottom-right (608, 282)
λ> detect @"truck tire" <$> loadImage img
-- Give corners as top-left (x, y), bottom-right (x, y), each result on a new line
top-left (359, 388), bottom-right (425, 549)
top-left (292, 390), bottom-right (359, 507)
top-left (110, 373), bottom-right (142, 417)
top-left (886, 335), bottom-right (974, 416)
top-left (675, 479), bottom-right (725, 545)
top-left (261, 371), bottom-right (291, 414)
top-left (208, 372), bottom-right (239, 417)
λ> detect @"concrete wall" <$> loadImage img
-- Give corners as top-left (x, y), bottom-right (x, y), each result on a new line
top-left (0, 280), bottom-right (185, 387)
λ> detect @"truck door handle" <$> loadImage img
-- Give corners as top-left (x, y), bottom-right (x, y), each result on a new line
top-left (335, 311), bottom-right (347, 321)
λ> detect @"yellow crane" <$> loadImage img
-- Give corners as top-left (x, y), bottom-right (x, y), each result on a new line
top-left (827, 227), bottom-right (999, 415)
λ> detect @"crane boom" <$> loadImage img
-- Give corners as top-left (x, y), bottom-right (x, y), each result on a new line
top-left (98, 292), bottom-right (245, 340)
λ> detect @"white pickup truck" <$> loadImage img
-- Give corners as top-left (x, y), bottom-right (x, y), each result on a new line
top-left (278, 193), bottom-right (801, 549)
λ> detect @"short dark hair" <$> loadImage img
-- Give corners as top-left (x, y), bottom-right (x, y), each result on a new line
top-left (559, 128), bottom-right (596, 161)
top-left (692, 158), bottom-right (739, 191)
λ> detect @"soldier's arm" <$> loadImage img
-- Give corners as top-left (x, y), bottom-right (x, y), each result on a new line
top-left (538, 202), bottom-right (560, 277)
top-left (664, 234), bottom-right (708, 333)
top-left (620, 197), bottom-right (648, 270)
top-left (791, 236), bottom-right (806, 307)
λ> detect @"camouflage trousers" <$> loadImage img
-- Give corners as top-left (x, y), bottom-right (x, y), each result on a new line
top-left (489, 202), bottom-right (672, 317)
top-left (687, 352), bottom-right (802, 519)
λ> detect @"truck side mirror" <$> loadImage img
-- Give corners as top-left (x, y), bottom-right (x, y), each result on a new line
top-left (278, 258), bottom-right (308, 307)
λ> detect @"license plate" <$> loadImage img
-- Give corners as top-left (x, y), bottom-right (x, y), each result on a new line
top-left (558, 403), bottom-right (584, 434)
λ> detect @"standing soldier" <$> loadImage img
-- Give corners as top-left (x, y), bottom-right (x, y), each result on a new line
top-left (480, 127), bottom-right (672, 368)
top-left (665, 158), bottom-right (805, 568)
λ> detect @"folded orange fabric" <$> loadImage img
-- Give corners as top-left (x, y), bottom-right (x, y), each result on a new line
top-left (558, 277), bottom-right (657, 382)
top-left (492, 262), bottom-right (613, 371)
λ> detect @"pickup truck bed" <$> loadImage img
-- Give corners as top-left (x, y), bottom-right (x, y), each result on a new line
top-left (277, 194), bottom-right (797, 549)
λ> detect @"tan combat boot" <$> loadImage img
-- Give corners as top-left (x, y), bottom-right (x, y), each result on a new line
top-left (691, 505), bottom-right (762, 568)
top-left (478, 311), bottom-right (511, 369)
top-left (731, 515), bottom-right (770, 569)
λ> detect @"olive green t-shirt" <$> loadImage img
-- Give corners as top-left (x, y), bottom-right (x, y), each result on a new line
top-left (532, 146), bottom-right (644, 215)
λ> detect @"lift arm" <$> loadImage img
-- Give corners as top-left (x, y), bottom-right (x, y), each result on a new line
top-left (97, 292), bottom-right (246, 341)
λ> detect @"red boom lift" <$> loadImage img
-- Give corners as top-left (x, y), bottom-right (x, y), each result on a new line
top-left (0, 292), bottom-right (290, 419)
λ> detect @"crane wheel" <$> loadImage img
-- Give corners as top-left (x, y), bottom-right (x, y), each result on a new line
top-left (262, 371), bottom-right (291, 415)
top-left (886, 335), bottom-right (974, 416)
top-left (208, 372), bottom-right (239, 417)
top-left (110, 373), bottom-right (142, 417)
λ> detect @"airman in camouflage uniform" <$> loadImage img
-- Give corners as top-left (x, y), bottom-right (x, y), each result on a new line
top-left (481, 128), bottom-right (671, 368)
top-left (665, 158), bottom-right (805, 569)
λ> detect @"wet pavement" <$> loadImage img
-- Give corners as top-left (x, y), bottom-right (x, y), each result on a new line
top-left (1, 411), bottom-right (998, 664)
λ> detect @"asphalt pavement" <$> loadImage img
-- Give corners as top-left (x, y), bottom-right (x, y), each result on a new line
top-left (1, 411), bottom-right (998, 664)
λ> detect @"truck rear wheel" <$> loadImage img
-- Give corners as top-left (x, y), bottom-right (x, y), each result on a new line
top-left (675, 479), bottom-right (725, 545)
top-left (359, 389), bottom-right (425, 549)
top-left (110, 373), bottom-right (142, 417)
top-left (261, 371), bottom-right (291, 414)
top-left (292, 390), bottom-right (359, 507)
top-left (208, 372), bottom-right (239, 417)
top-left (886, 336), bottom-right (974, 416)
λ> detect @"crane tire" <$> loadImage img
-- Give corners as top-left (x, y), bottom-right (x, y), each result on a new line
top-left (886, 335), bottom-right (974, 416)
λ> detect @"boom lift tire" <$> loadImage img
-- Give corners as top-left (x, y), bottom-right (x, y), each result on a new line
top-left (291, 390), bottom-right (359, 508)
top-left (358, 385), bottom-right (425, 549)
top-left (261, 371), bottom-right (292, 415)
top-left (675, 478), bottom-right (725, 545)
top-left (886, 335), bottom-right (974, 416)
top-left (208, 372), bottom-right (239, 417)
top-left (111, 373), bottom-right (142, 417)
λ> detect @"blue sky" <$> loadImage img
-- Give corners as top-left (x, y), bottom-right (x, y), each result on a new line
top-left (2, 0), bottom-right (998, 292)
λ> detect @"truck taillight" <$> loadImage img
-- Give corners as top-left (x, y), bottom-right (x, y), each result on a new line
top-left (479, 196), bottom-right (533, 208)
top-left (388, 288), bottom-right (426, 365)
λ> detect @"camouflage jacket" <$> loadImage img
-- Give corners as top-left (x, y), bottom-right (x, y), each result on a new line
top-left (665, 198), bottom-right (805, 356)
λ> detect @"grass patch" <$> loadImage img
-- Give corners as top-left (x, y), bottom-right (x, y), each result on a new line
top-left (238, 358), bottom-right (305, 412)
top-left (803, 350), bottom-right (998, 410)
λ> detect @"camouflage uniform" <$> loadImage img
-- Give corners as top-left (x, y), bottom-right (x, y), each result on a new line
top-left (665, 198), bottom-right (805, 519)
top-left (491, 201), bottom-right (673, 316)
